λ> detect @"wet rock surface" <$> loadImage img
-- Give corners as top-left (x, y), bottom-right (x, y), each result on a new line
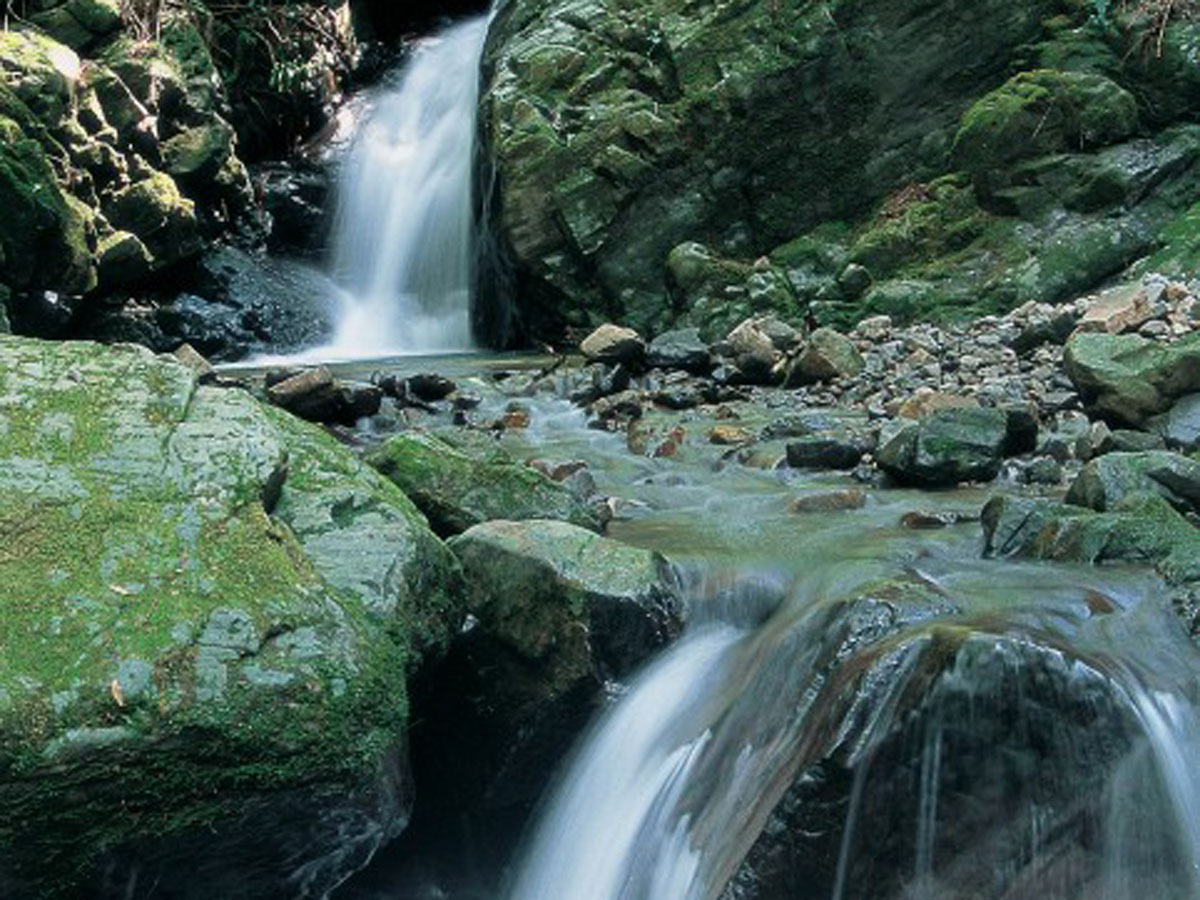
top-left (0, 335), bottom-right (463, 900)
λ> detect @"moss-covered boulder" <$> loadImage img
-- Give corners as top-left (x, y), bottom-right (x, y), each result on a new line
top-left (28, 0), bottom-right (122, 52)
top-left (0, 29), bottom-right (78, 124)
top-left (367, 429), bottom-right (603, 536)
top-left (0, 117), bottom-right (96, 294)
top-left (0, 336), bottom-right (464, 899)
top-left (412, 518), bottom-right (684, 873)
top-left (1064, 451), bottom-right (1200, 515)
top-left (161, 120), bottom-right (235, 182)
top-left (1064, 330), bottom-right (1200, 427)
top-left (103, 172), bottom-right (201, 267)
top-left (953, 69), bottom-right (1138, 183)
top-left (877, 407), bottom-right (1009, 487)
top-left (449, 518), bottom-right (683, 680)
top-left (982, 492), bottom-right (1200, 584)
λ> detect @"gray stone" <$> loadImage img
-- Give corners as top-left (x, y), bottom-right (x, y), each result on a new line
top-left (877, 407), bottom-right (1009, 486)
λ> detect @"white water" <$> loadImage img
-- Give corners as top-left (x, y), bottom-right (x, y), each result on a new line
top-left (323, 15), bottom-right (489, 358)
top-left (503, 627), bottom-right (741, 900)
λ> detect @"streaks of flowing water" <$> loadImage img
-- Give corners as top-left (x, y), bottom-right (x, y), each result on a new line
top-left (325, 14), bottom-right (489, 358)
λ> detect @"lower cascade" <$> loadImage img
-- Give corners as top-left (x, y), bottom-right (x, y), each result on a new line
top-left (503, 566), bottom-right (1200, 900)
top-left (324, 13), bottom-right (490, 358)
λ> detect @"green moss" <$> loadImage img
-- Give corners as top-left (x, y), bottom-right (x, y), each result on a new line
top-left (0, 122), bottom-right (96, 293)
top-left (953, 69), bottom-right (1138, 174)
top-left (0, 337), bottom-right (461, 896)
top-left (1144, 200), bottom-right (1200, 275)
top-left (850, 175), bottom-right (988, 277)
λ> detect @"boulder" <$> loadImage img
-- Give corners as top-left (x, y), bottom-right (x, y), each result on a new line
top-left (1075, 282), bottom-right (1160, 335)
top-left (982, 492), bottom-right (1200, 583)
top-left (579, 323), bottom-right (645, 366)
top-left (160, 120), bottom-right (236, 183)
top-left (646, 327), bottom-right (711, 373)
top-left (1064, 451), bottom-right (1200, 515)
top-left (28, 0), bottom-right (122, 51)
top-left (367, 430), bottom-right (603, 537)
top-left (0, 336), bottom-right (463, 899)
top-left (103, 172), bottom-right (201, 267)
top-left (877, 407), bottom-right (1008, 486)
top-left (789, 327), bottom-right (865, 384)
top-left (953, 69), bottom-right (1138, 187)
top-left (725, 316), bottom-right (789, 383)
top-left (409, 519), bottom-right (684, 877)
top-left (96, 230), bottom-right (152, 286)
top-left (0, 29), bottom-right (77, 124)
top-left (1150, 393), bottom-right (1200, 451)
top-left (785, 433), bottom-right (872, 470)
top-left (448, 519), bottom-right (683, 681)
top-left (1064, 330), bottom-right (1200, 427)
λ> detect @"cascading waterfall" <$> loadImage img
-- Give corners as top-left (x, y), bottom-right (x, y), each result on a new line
top-left (503, 566), bottom-right (1200, 900)
top-left (324, 14), bottom-right (489, 357)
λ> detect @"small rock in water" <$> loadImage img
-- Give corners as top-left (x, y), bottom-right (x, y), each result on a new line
top-left (406, 373), bottom-right (458, 402)
top-left (171, 342), bottom-right (215, 379)
top-left (791, 489), bottom-right (867, 513)
top-left (899, 510), bottom-right (975, 529)
top-left (580, 324), bottom-right (645, 366)
top-left (500, 404), bottom-right (532, 429)
top-left (708, 425), bottom-right (754, 445)
top-left (267, 366), bottom-right (381, 425)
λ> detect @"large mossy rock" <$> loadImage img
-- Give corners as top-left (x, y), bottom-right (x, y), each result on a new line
top-left (0, 337), bottom-right (463, 900)
top-left (981, 492), bottom-right (1200, 584)
top-left (0, 117), bottom-right (96, 294)
top-left (410, 519), bottom-right (683, 869)
top-left (478, 0), bottom-right (1060, 341)
top-left (367, 429), bottom-right (602, 536)
top-left (876, 407), bottom-right (1009, 487)
top-left (953, 69), bottom-right (1138, 187)
top-left (1064, 330), bottom-right (1200, 427)
top-left (449, 518), bottom-right (683, 680)
top-left (1065, 451), bottom-right (1200, 515)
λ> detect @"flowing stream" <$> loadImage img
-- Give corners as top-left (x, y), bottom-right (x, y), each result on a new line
top-left (315, 369), bottom-right (1200, 900)
top-left (304, 12), bottom-right (1200, 898)
top-left (322, 14), bottom-right (489, 357)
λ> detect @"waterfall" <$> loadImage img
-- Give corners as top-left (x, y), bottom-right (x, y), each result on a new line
top-left (503, 571), bottom-right (1200, 900)
top-left (324, 14), bottom-right (489, 358)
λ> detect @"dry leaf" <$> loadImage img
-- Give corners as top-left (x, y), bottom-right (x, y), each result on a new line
top-left (111, 679), bottom-right (125, 707)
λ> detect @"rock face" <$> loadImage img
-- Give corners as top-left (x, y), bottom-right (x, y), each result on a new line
top-left (0, 336), bottom-right (464, 900)
top-left (478, 0), bottom-right (1061, 338)
top-left (478, 0), bottom-right (1198, 342)
top-left (367, 429), bottom-right (603, 536)
top-left (0, 14), bottom-right (255, 332)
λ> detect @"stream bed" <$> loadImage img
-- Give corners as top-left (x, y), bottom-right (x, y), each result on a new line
top-left (276, 355), bottom-right (1200, 900)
